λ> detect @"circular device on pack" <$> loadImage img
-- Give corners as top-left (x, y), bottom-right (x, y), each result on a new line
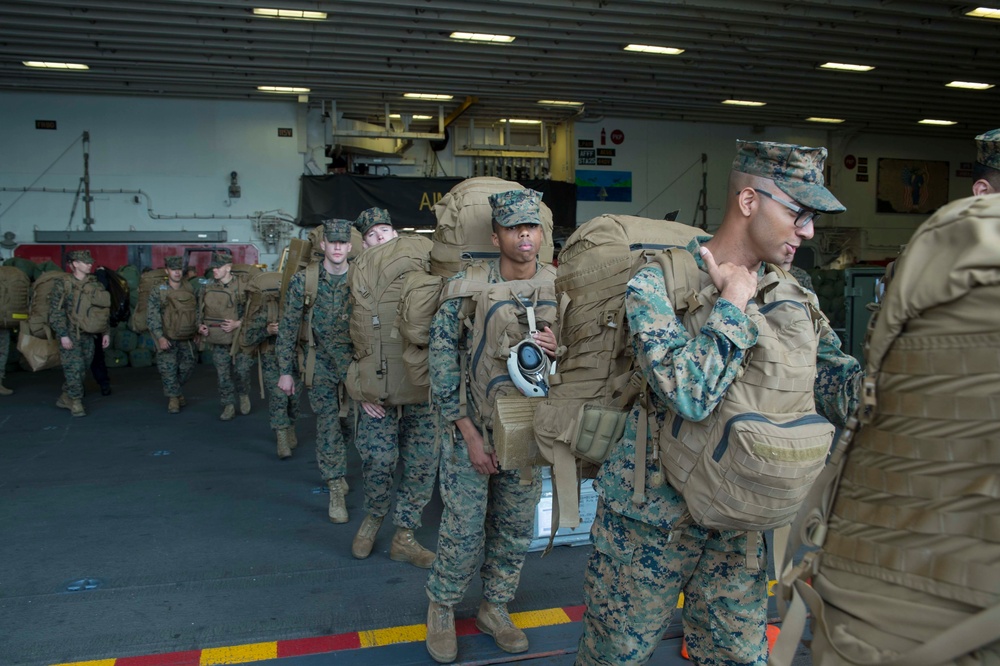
top-left (507, 338), bottom-right (550, 398)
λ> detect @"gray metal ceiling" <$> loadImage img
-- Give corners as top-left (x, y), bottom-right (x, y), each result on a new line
top-left (1, 0), bottom-right (998, 139)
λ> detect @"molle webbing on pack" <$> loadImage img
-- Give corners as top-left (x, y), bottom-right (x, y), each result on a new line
top-left (0, 265), bottom-right (31, 329)
top-left (345, 234), bottom-right (433, 406)
top-left (68, 276), bottom-right (111, 334)
top-left (532, 214), bottom-right (704, 532)
top-left (199, 276), bottom-right (243, 346)
top-left (297, 262), bottom-right (320, 389)
top-left (771, 193), bottom-right (1000, 666)
top-left (161, 285), bottom-right (197, 341)
top-left (130, 269), bottom-right (168, 333)
top-left (27, 270), bottom-right (67, 338)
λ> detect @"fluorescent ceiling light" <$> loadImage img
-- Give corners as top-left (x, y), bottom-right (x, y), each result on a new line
top-left (389, 114), bottom-right (433, 120)
top-left (258, 85), bottom-right (311, 93)
top-left (23, 61), bottom-right (89, 70)
top-left (538, 99), bottom-right (584, 107)
top-left (820, 62), bottom-right (875, 72)
top-left (450, 31), bottom-right (515, 43)
top-left (722, 99), bottom-right (766, 107)
top-left (624, 44), bottom-right (685, 55)
top-left (806, 117), bottom-right (846, 123)
top-left (918, 119), bottom-right (957, 126)
top-left (404, 93), bottom-right (453, 100)
top-left (946, 80), bottom-right (994, 90)
top-left (253, 8), bottom-right (327, 20)
top-left (413, 229), bottom-right (435, 233)
top-left (966, 7), bottom-right (1000, 19)
top-left (500, 118), bottom-right (542, 124)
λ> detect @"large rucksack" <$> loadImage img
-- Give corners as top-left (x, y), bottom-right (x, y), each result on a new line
top-left (160, 285), bottom-right (197, 341)
top-left (346, 234), bottom-right (433, 406)
top-left (238, 271), bottom-right (282, 355)
top-left (533, 214), bottom-right (705, 531)
top-left (0, 265), bottom-right (31, 329)
top-left (130, 269), bottom-right (168, 333)
top-left (28, 270), bottom-right (68, 338)
top-left (66, 276), bottom-right (111, 334)
top-left (397, 177), bottom-right (557, 390)
top-left (95, 267), bottom-right (130, 327)
top-left (771, 193), bottom-right (1000, 666)
top-left (199, 275), bottom-right (246, 346)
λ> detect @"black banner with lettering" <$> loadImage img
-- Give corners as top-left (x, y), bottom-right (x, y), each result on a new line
top-left (297, 175), bottom-right (577, 229)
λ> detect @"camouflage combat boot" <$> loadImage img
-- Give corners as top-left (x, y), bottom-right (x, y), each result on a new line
top-left (177, 395), bottom-right (187, 407)
top-left (56, 392), bottom-right (72, 410)
top-left (70, 398), bottom-right (86, 418)
top-left (220, 404), bottom-right (236, 421)
top-left (276, 429), bottom-right (292, 459)
top-left (475, 601), bottom-right (528, 653)
top-left (390, 528), bottom-right (435, 568)
top-left (167, 397), bottom-right (181, 414)
top-left (425, 601), bottom-right (457, 663)
top-left (239, 394), bottom-right (251, 415)
top-left (327, 480), bottom-right (348, 523)
top-left (351, 514), bottom-right (384, 559)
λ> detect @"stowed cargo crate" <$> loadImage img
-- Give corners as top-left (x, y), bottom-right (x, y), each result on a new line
top-left (529, 467), bottom-right (598, 552)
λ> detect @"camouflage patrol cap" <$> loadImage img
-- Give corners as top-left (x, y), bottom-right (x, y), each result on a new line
top-left (68, 250), bottom-right (94, 264)
top-left (975, 129), bottom-right (1000, 170)
top-left (353, 207), bottom-right (391, 235)
top-left (322, 218), bottom-right (353, 243)
top-left (489, 189), bottom-right (543, 227)
top-left (208, 250), bottom-right (233, 268)
top-left (733, 140), bottom-right (846, 214)
top-left (164, 256), bottom-right (184, 270)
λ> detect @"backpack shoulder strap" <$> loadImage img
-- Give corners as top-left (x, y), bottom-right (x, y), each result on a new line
top-left (301, 262), bottom-right (320, 388)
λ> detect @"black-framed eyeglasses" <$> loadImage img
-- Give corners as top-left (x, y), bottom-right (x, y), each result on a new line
top-left (753, 189), bottom-right (820, 228)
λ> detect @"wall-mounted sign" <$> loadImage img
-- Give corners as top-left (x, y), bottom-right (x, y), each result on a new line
top-left (597, 148), bottom-right (615, 157)
top-left (277, 128), bottom-right (294, 137)
top-left (610, 129), bottom-right (625, 145)
top-left (597, 158), bottom-right (613, 166)
top-left (578, 139), bottom-right (594, 148)
top-left (856, 174), bottom-right (869, 182)
top-left (844, 154), bottom-right (857, 170)
top-left (578, 149), bottom-right (596, 165)
top-left (576, 170), bottom-right (632, 202)
top-left (35, 120), bottom-right (57, 130)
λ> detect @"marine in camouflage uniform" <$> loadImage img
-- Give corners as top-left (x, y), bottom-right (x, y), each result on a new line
top-left (196, 250), bottom-right (253, 421)
top-left (424, 190), bottom-right (557, 664)
top-left (0, 327), bottom-right (11, 395)
top-left (350, 207), bottom-right (438, 569)
top-left (276, 218), bottom-right (353, 523)
top-left (243, 284), bottom-right (301, 458)
top-left (148, 255), bottom-right (196, 413)
top-left (973, 128), bottom-right (1000, 196)
top-left (49, 250), bottom-right (111, 417)
top-left (576, 142), bottom-right (864, 666)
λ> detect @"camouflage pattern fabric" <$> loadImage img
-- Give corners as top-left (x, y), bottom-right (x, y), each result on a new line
top-left (577, 502), bottom-right (768, 666)
top-left (976, 128), bottom-right (1000, 169)
top-left (732, 140), bottom-right (844, 213)
top-left (353, 208), bottom-right (391, 235)
top-left (489, 188), bottom-right (543, 227)
top-left (275, 265), bottom-right (352, 483)
top-left (355, 403), bottom-right (438, 529)
top-left (208, 344), bottom-right (252, 408)
top-left (578, 242), bottom-right (862, 665)
top-left (49, 275), bottom-right (107, 400)
top-left (787, 265), bottom-right (814, 292)
top-left (243, 301), bottom-right (300, 431)
top-left (148, 285), bottom-right (196, 397)
top-left (1, 327), bottom-right (10, 382)
top-left (424, 259), bottom-right (544, 607)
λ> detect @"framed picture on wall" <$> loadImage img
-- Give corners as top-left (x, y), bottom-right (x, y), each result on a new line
top-left (876, 158), bottom-right (949, 214)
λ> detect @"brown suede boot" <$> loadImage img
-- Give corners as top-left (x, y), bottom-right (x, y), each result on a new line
top-left (327, 482), bottom-right (348, 523)
top-left (239, 394), bottom-right (251, 415)
top-left (56, 393), bottom-right (72, 410)
top-left (167, 397), bottom-right (181, 414)
top-left (287, 428), bottom-right (298, 450)
top-left (276, 429), bottom-right (292, 459)
top-left (475, 600), bottom-right (528, 653)
top-left (177, 395), bottom-right (187, 407)
top-left (351, 514), bottom-right (384, 559)
top-left (70, 398), bottom-right (86, 418)
top-left (390, 528), bottom-right (436, 568)
top-left (425, 601), bottom-right (457, 663)
top-left (220, 404), bottom-right (236, 421)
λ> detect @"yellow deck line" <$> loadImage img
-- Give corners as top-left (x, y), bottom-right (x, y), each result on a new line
top-left (200, 641), bottom-right (278, 664)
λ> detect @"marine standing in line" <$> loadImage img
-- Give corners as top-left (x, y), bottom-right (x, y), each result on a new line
top-left (424, 189), bottom-right (558, 663)
top-left (147, 255), bottom-right (198, 414)
top-left (275, 219), bottom-right (353, 523)
top-left (575, 141), bottom-right (863, 666)
top-left (50, 249), bottom-right (111, 417)
top-left (972, 128), bottom-right (1000, 196)
top-left (243, 273), bottom-right (301, 459)
top-left (349, 207), bottom-right (437, 569)
top-left (197, 250), bottom-right (253, 421)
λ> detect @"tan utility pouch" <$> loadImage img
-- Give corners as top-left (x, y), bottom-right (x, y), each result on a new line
top-left (492, 395), bottom-right (546, 470)
top-left (571, 403), bottom-right (629, 466)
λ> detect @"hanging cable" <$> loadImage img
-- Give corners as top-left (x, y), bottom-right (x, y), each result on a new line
top-left (632, 155), bottom-right (702, 218)
top-left (0, 133), bottom-right (85, 221)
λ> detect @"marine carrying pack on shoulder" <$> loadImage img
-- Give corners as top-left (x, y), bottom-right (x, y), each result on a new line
top-left (0, 265), bottom-right (31, 329)
top-left (346, 234), bottom-right (433, 406)
top-left (28, 270), bottom-right (69, 338)
top-left (160, 284), bottom-right (197, 341)
top-left (67, 275), bottom-right (111, 334)
top-left (239, 271), bottom-right (282, 354)
top-left (771, 193), bottom-right (1000, 666)
top-left (533, 214), bottom-right (705, 531)
top-left (200, 275), bottom-right (245, 345)
top-left (130, 269), bottom-right (168, 333)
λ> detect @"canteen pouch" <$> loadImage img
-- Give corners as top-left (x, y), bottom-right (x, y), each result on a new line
top-left (571, 403), bottom-right (629, 466)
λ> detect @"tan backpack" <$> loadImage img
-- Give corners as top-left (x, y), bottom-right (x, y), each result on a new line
top-left (533, 214), bottom-right (706, 531)
top-left (345, 235), bottom-right (433, 406)
top-left (397, 177), bottom-right (556, 390)
top-left (28, 270), bottom-right (69, 338)
top-left (160, 284), bottom-right (197, 341)
top-left (199, 275), bottom-right (245, 345)
top-left (772, 193), bottom-right (1000, 666)
top-left (0, 266), bottom-right (31, 329)
top-left (130, 269), bottom-right (168, 333)
top-left (65, 276), bottom-right (111, 334)
top-left (238, 271), bottom-right (282, 354)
